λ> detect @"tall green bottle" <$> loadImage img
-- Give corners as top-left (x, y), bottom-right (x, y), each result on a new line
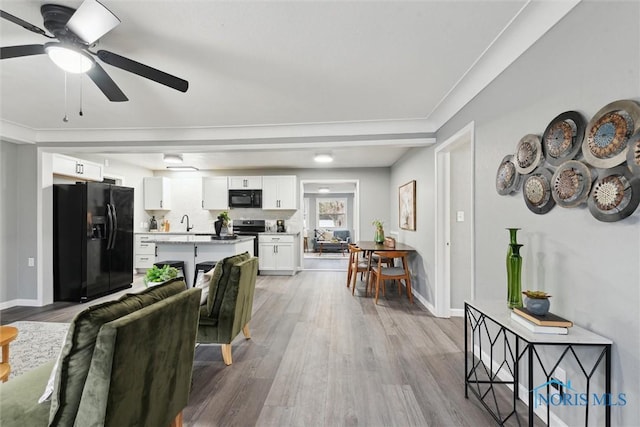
top-left (507, 243), bottom-right (524, 309)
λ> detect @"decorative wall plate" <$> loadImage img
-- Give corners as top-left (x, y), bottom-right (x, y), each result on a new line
top-left (627, 132), bottom-right (640, 177)
top-left (542, 111), bottom-right (586, 166)
top-left (496, 155), bottom-right (521, 195)
top-left (588, 166), bottom-right (640, 222)
top-left (522, 167), bottom-right (555, 214)
top-left (582, 99), bottom-right (640, 168)
top-left (514, 134), bottom-right (543, 175)
top-left (551, 160), bottom-right (594, 208)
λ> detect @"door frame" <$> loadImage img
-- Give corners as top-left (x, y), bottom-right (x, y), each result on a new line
top-left (299, 179), bottom-right (360, 269)
top-left (434, 121), bottom-right (475, 317)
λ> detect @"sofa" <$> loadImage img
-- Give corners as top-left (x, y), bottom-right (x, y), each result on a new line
top-left (0, 279), bottom-right (201, 427)
top-left (196, 252), bottom-right (258, 365)
top-left (311, 229), bottom-right (351, 253)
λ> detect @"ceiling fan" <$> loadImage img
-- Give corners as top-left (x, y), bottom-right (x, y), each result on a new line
top-left (0, 0), bottom-right (189, 102)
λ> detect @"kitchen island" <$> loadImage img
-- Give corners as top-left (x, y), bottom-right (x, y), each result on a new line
top-left (147, 235), bottom-right (255, 286)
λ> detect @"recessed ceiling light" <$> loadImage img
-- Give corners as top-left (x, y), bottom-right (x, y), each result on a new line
top-left (166, 166), bottom-right (199, 171)
top-left (318, 187), bottom-right (330, 193)
top-left (163, 153), bottom-right (183, 164)
top-left (314, 153), bottom-right (333, 163)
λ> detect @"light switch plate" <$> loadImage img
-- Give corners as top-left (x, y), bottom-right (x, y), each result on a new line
top-left (28, 257), bottom-right (35, 267)
top-left (456, 211), bottom-right (465, 222)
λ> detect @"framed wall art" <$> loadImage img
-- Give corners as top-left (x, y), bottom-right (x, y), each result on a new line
top-left (399, 180), bottom-right (416, 231)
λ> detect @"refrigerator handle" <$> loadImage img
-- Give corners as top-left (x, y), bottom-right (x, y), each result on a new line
top-left (110, 204), bottom-right (118, 250)
top-left (106, 204), bottom-right (114, 250)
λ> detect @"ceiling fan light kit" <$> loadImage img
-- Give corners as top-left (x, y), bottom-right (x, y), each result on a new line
top-left (0, 0), bottom-right (189, 104)
top-left (45, 42), bottom-right (94, 73)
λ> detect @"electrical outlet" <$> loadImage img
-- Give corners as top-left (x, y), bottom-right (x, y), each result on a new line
top-left (456, 211), bottom-right (465, 222)
top-left (28, 257), bottom-right (35, 267)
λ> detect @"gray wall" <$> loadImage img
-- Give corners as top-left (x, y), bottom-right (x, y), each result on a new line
top-left (0, 141), bottom-right (38, 304)
top-left (392, 2), bottom-right (639, 424)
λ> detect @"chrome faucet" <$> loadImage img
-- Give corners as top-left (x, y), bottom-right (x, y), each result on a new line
top-left (180, 214), bottom-right (193, 232)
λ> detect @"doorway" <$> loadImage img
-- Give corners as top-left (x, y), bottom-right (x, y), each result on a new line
top-left (435, 122), bottom-right (475, 317)
top-left (299, 180), bottom-right (359, 271)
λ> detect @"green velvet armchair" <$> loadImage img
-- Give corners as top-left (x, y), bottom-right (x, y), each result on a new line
top-left (0, 279), bottom-right (201, 427)
top-left (197, 253), bottom-right (259, 365)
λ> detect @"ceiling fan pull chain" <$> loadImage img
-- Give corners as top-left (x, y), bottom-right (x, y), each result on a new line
top-left (63, 71), bottom-right (69, 123)
top-left (79, 73), bottom-right (84, 117)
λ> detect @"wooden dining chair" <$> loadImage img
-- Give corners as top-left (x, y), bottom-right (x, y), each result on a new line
top-left (347, 245), bottom-right (369, 295)
top-left (368, 251), bottom-right (413, 304)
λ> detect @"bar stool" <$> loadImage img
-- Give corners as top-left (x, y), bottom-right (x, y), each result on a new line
top-left (194, 261), bottom-right (216, 287)
top-left (368, 251), bottom-right (413, 305)
top-left (153, 260), bottom-right (186, 283)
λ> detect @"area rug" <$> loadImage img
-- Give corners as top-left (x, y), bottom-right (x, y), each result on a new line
top-left (6, 321), bottom-right (69, 379)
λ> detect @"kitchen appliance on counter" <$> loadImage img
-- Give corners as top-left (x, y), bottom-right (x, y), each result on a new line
top-left (54, 182), bottom-right (134, 302)
top-left (229, 189), bottom-right (262, 208)
top-left (276, 220), bottom-right (286, 232)
top-left (233, 219), bottom-right (266, 263)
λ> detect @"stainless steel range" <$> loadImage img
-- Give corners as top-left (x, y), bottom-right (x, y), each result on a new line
top-left (233, 219), bottom-right (266, 259)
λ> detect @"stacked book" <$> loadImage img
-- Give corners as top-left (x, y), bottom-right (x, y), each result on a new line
top-left (511, 307), bottom-right (573, 335)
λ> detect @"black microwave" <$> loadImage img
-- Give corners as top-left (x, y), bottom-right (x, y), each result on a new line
top-left (229, 189), bottom-right (262, 208)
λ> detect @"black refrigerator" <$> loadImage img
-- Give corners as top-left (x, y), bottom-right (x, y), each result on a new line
top-left (54, 182), bottom-right (134, 302)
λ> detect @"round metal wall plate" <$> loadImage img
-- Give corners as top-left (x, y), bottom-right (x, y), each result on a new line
top-left (551, 160), bottom-right (594, 208)
top-left (542, 111), bottom-right (586, 166)
top-left (627, 132), bottom-right (640, 177)
top-left (522, 167), bottom-right (555, 214)
top-left (588, 166), bottom-right (640, 222)
top-left (582, 99), bottom-right (640, 168)
top-left (514, 134), bottom-right (543, 175)
top-left (496, 155), bottom-right (521, 195)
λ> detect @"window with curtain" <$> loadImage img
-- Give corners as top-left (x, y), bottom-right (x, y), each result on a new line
top-left (316, 198), bottom-right (347, 229)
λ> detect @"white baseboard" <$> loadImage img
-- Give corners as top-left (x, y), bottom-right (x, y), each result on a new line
top-left (412, 289), bottom-right (436, 315)
top-left (450, 308), bottom-right (464, 317)
top-left (472, 345), bottom-right (567, 427)
top-left (0, 298), bottom-right (42, 310)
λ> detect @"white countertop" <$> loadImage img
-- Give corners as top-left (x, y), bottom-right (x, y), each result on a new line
top-left (148, 235), bottom-right (255, 245)
top-left (259, 231), bottom-right (300, 236)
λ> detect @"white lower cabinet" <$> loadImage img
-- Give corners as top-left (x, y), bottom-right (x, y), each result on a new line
top-left (135, 234), bottom-right (156, 270)
top-left (258, 234), bottom-right (296, 275)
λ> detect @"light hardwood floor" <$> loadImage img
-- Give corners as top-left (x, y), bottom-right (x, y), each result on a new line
top-left (2, 271), bottom-right (504, 426)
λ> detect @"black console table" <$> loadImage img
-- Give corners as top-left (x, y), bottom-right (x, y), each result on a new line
top-left (464, 300), bottom-right (612, 426)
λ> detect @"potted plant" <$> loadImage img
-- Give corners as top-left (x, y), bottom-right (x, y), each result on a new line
top-left (214, 211), bottom-right (231, 236)
top-left (144, 264), bottom-right (179, 287)
top-left (372, 219), bottom-right (384, 243)
top-left (522, 290), bottom-right (551, 315)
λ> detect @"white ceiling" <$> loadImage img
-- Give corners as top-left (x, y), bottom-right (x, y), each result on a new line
top-left (0, 0), bottom-right (578, 170)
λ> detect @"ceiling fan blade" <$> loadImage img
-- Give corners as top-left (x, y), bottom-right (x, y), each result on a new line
top-left (97, 50), bottom-right (189, 93)
top-left (87, 62), bottom-right (128, 102)
top-left (1, 44), bottom-right (45, 59)
top-left (0, 10), bottom-right (50, 37)
top-left (66, 0), bottom-right (120, 44)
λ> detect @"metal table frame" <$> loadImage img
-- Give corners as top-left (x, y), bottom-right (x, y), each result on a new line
top-left (464, 300), bottom-right (612, 426)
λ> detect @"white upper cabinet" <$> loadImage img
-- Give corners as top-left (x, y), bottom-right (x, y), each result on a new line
top-left (228, 176), bottom-right (262, 190)
top-left (262, 175), bottom-right (297, 210)
top-left (144, 177), bottom-right (171, 210)
top-left (202, 176), bottom-right (228, 210)
top-left (52, 154), bottom-right (103, 182)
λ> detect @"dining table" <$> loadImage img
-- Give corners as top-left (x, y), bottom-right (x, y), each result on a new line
top-left (353, 240), bottom-right (417, 289)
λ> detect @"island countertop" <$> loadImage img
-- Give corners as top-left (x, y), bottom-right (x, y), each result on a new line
top-left (147, 235), bottom-right (255, 245)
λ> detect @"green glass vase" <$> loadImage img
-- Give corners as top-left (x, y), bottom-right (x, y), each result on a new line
top-left (507, 243), bottom-right (523, 309)
top-left (374, 226), bottom-right (385, 243)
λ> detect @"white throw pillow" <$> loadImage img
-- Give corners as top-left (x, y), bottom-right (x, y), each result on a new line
top-left (195, 267), bottom-right (213, 305)
top-left (39, 329), bottom-right (69, 403)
